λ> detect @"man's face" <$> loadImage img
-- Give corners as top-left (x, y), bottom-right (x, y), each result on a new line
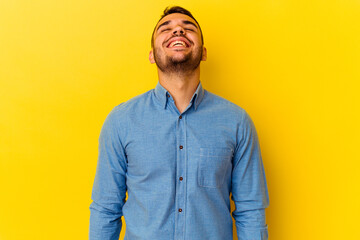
top-left (149, 13), bottom-right (207, 74)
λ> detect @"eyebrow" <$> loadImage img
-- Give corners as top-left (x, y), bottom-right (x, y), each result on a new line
top-left (157, 20), bottom-right (198, 32)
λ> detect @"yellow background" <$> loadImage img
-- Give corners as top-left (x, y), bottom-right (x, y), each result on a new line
top-left (1, 0), bottom-right (359, 239)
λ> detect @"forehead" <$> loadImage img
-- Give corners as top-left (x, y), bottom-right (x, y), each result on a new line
top-left (155, 13), bottom-right (199, 30)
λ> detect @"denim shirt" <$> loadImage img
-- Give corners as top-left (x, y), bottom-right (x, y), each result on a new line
top-left (89, 81), bottom-right (269, 240)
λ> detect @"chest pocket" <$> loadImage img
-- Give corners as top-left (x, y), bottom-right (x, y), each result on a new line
top-left (198, 147), bottom-right (233, 188)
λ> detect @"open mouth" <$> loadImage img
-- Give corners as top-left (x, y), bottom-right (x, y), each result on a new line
top-left (166, 39), bottom-right (190, 48)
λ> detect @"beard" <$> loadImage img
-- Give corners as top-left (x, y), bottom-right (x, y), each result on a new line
top-left (153, 45), bottom-right (203, 74)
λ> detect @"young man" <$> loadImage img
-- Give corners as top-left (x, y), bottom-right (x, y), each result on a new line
top-left (89, 6), bottom-right (269, 240)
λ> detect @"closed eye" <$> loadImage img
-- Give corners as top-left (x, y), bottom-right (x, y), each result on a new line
top-left (161, 28), bottom-right (195, 32)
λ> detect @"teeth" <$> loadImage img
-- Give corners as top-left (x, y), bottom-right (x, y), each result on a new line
top-left (170, 40), bottom-right (186, 47)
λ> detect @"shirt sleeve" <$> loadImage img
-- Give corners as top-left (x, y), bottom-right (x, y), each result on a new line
top-left (89, 109), bottom-right (128, 240)
top-left (231, 110), bottom-right (270, 240)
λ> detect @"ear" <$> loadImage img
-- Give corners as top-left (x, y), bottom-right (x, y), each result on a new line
top-left (201, 46), bottom-right (207, 61)
top-left (149, 49), bottom-right (155, 64)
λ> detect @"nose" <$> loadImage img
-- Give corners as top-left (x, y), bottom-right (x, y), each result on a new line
top-left (172, 25), bottom-right (185, 35)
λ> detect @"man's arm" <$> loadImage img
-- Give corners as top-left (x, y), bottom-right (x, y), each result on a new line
top-left (231, 110), bottom-right (269, 240)
top-left (89, 110), bottom-right (127, 240)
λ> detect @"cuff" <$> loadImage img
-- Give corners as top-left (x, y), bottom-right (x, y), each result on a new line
top-left (236, 224), bottom-right (268, 240)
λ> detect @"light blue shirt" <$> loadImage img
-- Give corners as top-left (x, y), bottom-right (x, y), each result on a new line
top-left (89, 81), bottom-right (269, 240)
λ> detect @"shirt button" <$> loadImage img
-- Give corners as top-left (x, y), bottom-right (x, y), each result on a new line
top-left (179, 145), bottom-right (183, 149)
top-left (179, 177), bottom-right (183, 181)
top-left (179, 115), bottom-right (182, 119)
top-left (178, 208), bottom-right (182, 212)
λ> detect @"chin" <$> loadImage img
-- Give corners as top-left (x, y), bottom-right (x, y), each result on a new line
top-left (171, 57), bottom-right (188, 63)
top-left (170, 54), bottom-right (191, 61)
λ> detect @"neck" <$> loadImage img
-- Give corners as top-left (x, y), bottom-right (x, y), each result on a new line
top-left (157, 68), bottom-right (200, 114)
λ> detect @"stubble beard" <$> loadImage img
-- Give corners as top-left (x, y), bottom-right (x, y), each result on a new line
top-left (153, 46), bottom-right (203, 74)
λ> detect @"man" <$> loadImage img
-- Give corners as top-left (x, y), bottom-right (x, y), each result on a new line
top-left (89, 6), bottom-right (269, 240)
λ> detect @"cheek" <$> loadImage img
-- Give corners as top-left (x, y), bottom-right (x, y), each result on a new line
top-left (154, 35), bottom-right (167, 45)
top-left (155, 41), bottom-right (165, 49)
top-left (188, 34), bottom-right (201, 45)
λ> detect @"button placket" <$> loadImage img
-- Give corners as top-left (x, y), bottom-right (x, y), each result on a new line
top-left (174, 113), bottom-right (186, 240)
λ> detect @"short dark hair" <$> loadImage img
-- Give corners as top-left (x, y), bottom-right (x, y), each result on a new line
top-left (151, 6), bottom-right (204, 48)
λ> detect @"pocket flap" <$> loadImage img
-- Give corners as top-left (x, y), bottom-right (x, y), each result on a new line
top-left (200, 147), bottom-right (233, 157)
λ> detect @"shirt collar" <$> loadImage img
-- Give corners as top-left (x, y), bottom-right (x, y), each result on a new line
top-left (154, 81), bottom-right (205, 111)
